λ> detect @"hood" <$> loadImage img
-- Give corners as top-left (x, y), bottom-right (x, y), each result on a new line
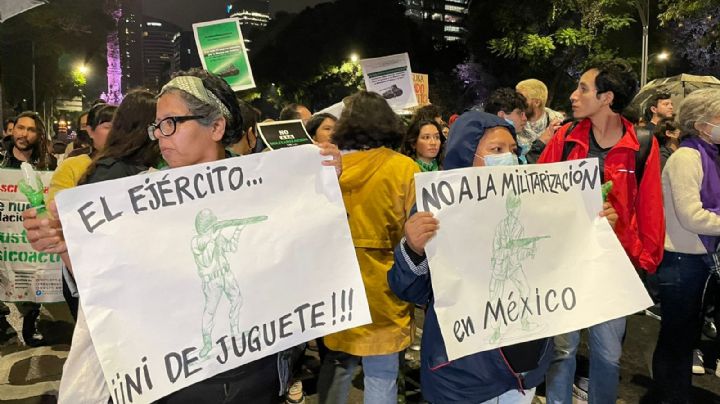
top-left (443, 110), bottom-right (516, 170)
top-left (339, 147), bottom-right (401, 189)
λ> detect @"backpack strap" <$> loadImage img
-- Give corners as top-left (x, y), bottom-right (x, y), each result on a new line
top-left (560, 121), bottom-right (580, 161)
top-left (634, 127), bottom-right (652, 185)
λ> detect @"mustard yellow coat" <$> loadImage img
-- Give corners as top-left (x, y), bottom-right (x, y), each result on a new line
top-left (324, 147), bottom-right (419, 356)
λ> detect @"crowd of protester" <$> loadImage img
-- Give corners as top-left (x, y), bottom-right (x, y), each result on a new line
top-left (0, 58), bottom-right (719, 404)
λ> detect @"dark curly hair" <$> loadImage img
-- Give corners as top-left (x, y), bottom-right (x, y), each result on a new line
top-left (401, 119), bottom-right (445, 164)
top-left (411, 104), bottom-right (443, 123)
top-left (588, 60), bottom-right (638, 113)
top-left (167, 68), bottom-right (243, 146)
top-left (653, 117), bottom-right (680, 145)
top-left (332, 91), bottom-right (405, 150)
top-left (484, 88), bottom-right (528, 115)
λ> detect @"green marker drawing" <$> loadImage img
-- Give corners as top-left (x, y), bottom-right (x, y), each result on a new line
top-left (602, 180), bottom-right (613, 202)
top-left (19, 162), bottom-right (47, 217)
top-left (192, 209), bottom-right (268, 358)
top-left (488, 193), bottom-right (549, 344)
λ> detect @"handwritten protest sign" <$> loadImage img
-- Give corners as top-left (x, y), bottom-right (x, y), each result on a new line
top-left (412, 73), bottom-right (429, 106)
top-left (257, 119), bottom-right (314, 150)
top-left (416, 159), bottom-right (652, 360)
top-left (360, 53), bottom-right (418, 111)
top-left (193, 18), bottom-right (256, 91)
top-left (0, 168), bottom-right (63, 303)
top-left (55, 146), bottom-right (371, 403)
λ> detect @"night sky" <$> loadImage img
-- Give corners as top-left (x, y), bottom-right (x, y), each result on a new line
top-left (142, 0), bottom-right (331, 29)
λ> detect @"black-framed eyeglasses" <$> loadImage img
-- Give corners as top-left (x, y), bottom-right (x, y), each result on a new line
top-left (147, 115), bottom-right (205, 140)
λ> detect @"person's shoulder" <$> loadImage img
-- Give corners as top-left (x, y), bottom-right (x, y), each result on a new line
top-left (88, 159), bottom-right (145, 183)
top-left (666, 147), bottom-right (700, 171)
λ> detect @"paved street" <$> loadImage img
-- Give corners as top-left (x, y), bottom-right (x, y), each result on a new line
top-left (1, 304), bottom-right (719, 403)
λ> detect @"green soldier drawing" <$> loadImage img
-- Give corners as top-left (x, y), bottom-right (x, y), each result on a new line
top-left (192, 209), bottom-right (268, 358)
top-left (489, 193), bottom-right (549, 344)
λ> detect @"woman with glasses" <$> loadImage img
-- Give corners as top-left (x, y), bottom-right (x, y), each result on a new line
top-left (652, 88), bottom-right (720, 403)
top-left (23, 68), bottom-right (341, 403)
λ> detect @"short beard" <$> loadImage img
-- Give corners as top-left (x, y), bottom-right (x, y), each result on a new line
top-left (14, 141), bottom-right (34, 152)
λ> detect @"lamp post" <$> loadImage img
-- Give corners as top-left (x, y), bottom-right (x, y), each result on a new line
top-left (647, 51), bottom-right (670, 83)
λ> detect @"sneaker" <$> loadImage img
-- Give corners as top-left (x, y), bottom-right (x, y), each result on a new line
top-left (703, 318), bottom-right (717, 339)
top-left (644, 304), bottom-right (662, 321)
top-left (285, 380), bottom-right (304, 404)
top-left (692, 349), bottom-right (705, 375)
top-left (715, 359), bottom-right (720, 378)
top-left (572, 383), bottom-right (588, 403)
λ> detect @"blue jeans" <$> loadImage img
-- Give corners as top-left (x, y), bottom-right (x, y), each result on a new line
top-left (652, 251), bottom-right (712, 404)
top-left (479, 387), bottom-right (536, 404)
top-left (545, 317), bottom-right (626, 404)
top-left (317, 350), bottom-right (399, 404)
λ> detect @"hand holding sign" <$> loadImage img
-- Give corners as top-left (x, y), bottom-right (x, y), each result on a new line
top-left (317, 142), bottom-right (342, 177)
top-left (405, 211), bottom-right (439, 255)
top-left (22, 202), bottom-right (67, 255)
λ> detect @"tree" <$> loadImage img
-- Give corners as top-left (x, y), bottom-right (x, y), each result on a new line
top-left (464, 0), bottom-right (639, 107)
top-left (658, 0), bottom-right (719, 77)
top-left (0, 0), bottom-right (112, 115)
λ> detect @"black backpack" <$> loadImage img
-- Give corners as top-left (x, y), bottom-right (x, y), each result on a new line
top-left (560, 122), bottom-right (653, 185)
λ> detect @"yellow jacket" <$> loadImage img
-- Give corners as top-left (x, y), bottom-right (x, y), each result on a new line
top-left (324, 147), bottom-right (419, 356)
top-left (48, 154), bottom-right (92, 204)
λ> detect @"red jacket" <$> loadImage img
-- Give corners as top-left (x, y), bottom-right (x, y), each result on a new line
top-left (538, 117), bottom-right (665, 273)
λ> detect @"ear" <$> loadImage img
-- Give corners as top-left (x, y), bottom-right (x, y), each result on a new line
top-left (602, 91), bottom-right (615, 107)
top-left (210, 117), bottom-right (227, 142)
top-left (497, 111), bottom-right (507, 119)
top-left (650, 105), bottom-right (658, 115)
top-left (694, 121), bottom-right (705, 133)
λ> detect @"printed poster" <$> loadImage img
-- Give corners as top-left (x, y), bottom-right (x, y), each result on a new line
top-left (360, 53), bottom-right (418, 111)
top-left (193, 18), bottom-right (256, 91)
top-left (257, 119), bottom-right (314, 150)
top-left (0, 168), bottom-right (63, 303)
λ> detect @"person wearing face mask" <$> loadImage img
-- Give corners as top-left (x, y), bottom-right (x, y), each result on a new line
top-left (651, 88), bottom-right (720, 403)
top-left (387, 111), bottom-right (566, 404)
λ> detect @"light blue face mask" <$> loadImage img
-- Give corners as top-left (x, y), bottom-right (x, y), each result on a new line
top-left (481, 152), bottom-right (519, 166)
top-left (504, 117), bottom-right (515, 128)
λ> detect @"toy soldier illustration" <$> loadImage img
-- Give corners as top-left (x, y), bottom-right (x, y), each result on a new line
top-left (489, 193), bottom-right (549, 343)
top-left (192, 209), bottom-right (267, 357)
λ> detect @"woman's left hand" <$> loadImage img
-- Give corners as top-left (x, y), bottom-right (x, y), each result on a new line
top-left (599, 201), bottom-right (618, 229)
top-left (317, 142), bottom-right (342, 177)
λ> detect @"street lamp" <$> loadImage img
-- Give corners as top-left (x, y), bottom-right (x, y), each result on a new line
top-left (647, 51), bottom-right (671, 82)
top-left (77, 64), bottom-right (89, 75)
top-left (350, 53), bottom-right (359, 63)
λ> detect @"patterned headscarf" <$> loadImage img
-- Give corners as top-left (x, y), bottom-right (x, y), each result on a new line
top-left (160, 76), bottom-right (231, 119)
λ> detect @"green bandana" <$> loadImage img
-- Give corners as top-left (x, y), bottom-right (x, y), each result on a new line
top-left (416, 158), bottom-right (439, 172)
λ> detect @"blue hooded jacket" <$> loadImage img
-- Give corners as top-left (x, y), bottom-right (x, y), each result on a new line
top-left (388, 110), bottom-right (552, 403)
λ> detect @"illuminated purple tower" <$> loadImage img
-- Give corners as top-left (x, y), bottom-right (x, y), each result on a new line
top-left (102, 0), bottom-right (124, 104)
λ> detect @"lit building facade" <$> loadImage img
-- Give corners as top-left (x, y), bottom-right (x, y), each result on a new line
top-left (143, 18), bottom-right (182, 91)
top-left (226, 0), bottom-right (271, 49)
top-left (402, 0), bottom-right (469, 43)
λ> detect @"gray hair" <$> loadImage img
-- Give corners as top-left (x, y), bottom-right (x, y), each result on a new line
top-left (163, 88), bottom-right (224, 129)
top-left (677, 88), bottom-right (720, 138)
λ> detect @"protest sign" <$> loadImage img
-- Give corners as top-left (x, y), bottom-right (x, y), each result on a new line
top-left (0, 168), bottom-right (63, 303)
top-left (360, 53), bottom-right (418, 111)
top-left (55, 146), bottom-right (371, 403)
top-left (412, 73), bottom-right (430, 106)
top-left (193, 18), bottom-right (256, 91)
top-left (415, 159), bottom-right (652, 360)
top-left (257, 119), bottom-right (314, 150)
